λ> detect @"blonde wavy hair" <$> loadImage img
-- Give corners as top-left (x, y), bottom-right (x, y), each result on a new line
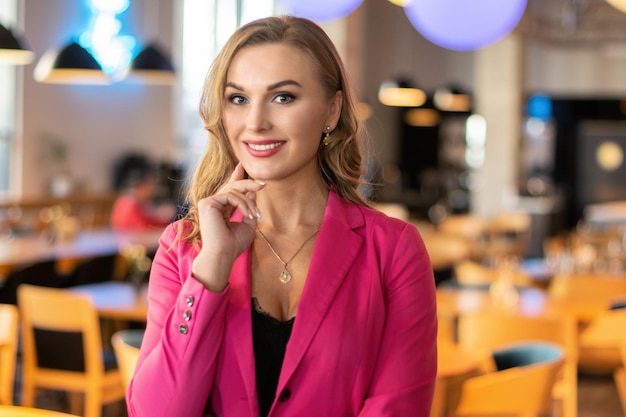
top-left (182, 15), bottom-right (370, 243)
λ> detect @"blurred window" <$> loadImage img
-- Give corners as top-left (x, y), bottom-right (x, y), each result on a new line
top-left (178, 0), bottom-right (275, 173)
top-left (0, 0), bottom-right (18, 196)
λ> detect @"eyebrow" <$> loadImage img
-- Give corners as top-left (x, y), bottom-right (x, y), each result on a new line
top-left (225, 79), bottom-right (303, 91)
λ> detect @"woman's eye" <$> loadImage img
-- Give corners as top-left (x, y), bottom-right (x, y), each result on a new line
top-left (229, 95), bottom-right (247, 105)
top-left (274, 93), bottom-right (295, 104)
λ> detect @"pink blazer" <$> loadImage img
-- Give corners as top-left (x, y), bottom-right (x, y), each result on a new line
top-left (128, 192), bottom-right (437, 417)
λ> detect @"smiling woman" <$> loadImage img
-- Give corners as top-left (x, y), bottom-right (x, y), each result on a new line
top-left (222, 43), bottom-right (343, 183)
top-left (127, 15), bottom-right (436, 417)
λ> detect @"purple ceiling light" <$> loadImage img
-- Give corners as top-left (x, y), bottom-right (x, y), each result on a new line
top-left (404, 0), bottom-right (528, 51)
top-left (276, 0), bottom-right (364, 22)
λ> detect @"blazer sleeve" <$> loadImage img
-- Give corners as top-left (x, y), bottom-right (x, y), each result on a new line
top-left (127, 224), bottom-right (229, 417)
top-left (359, 222), bottom-right (438, 416)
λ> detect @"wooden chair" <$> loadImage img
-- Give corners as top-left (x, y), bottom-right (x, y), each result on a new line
top-left (0, 405), bottom-right (79, 416)
top-left (17, 285), bottom-right (125, 417)
top-left (452, 342), bottom-right (564, 417)
top-left (578, 308), bottom-right (626, 371)
top-left (111, 329), bottom-right (144, 391)
top-left (0, 304), bottom-right (19, 405)
top-left (457, 312), bottom-right (578, 417)
top-left (578, 307), bottom-right (626, 414)
top-left (615, 339), bottom-right (626, 416)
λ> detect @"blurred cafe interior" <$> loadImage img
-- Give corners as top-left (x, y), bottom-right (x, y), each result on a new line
top-left (3, 0), bottom-right (626, 416)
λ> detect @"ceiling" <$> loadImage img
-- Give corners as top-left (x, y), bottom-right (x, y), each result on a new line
top-left (520, 0), bottom-right (626, 48)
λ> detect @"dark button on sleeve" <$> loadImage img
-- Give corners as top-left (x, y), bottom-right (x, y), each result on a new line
top-left (183, 310), bottom-right (192, 321)
top-left (178, 324), bottom-right (189, 334)
top-left (278, 388), bottom-right (291, 402)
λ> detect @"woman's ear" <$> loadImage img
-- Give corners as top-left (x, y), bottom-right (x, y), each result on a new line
top-left (327, 90), bottom-right (343, 130)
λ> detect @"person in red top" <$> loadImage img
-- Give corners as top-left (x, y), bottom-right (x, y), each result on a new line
top-left (110, 156), bottom-right (175, 231)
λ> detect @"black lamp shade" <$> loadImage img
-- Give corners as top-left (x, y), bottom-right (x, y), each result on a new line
top-left (34, 41), bottom-right (109, 84)
top-left (0, 23), bottom-right (34, 65)
top-left (52, 42), bottom-right (102, 70)
top-left (125, 42), bottom-right (176, 85)
top-left (131, 43), bottom-right (174, 72)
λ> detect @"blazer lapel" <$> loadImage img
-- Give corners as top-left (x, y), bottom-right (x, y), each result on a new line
top-left (227, 248), bottom-right (258, 414)
top-left (277, 192), bottom-right (365, 390)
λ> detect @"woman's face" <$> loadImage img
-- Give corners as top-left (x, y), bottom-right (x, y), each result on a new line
top-left (222, 43), bottom-right (341, 183)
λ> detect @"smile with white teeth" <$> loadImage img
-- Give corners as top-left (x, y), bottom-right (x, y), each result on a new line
top-left (247, 142), bottom-right (284, 151)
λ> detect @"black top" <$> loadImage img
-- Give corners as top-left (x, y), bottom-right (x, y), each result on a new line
top-left (251, 298), bottom-right (295, 417)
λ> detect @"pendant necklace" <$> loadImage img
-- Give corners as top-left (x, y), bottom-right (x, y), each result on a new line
top-left (256, 227), bottom-right (320, 284)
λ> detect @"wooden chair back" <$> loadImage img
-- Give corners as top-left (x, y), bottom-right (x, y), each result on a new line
top-left (0, 304), bottom-right (18, 405)
top-left (615, 340), bottom-right (626, 416)
top-left (453, 343), bottom-right (564, 417)
top-left (457, 312), bottom-right (578, 417)
top-left (578, 308), bottom-right (626, 373)
top-left (17, 284), bottom-right (124, 417)
top-left (111, 329), bottom-right (144, 391)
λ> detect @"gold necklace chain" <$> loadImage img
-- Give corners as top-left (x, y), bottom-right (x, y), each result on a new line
top-left (256, 227), bottom-right (320, 284)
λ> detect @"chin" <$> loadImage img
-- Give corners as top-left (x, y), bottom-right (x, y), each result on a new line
top-left (242, 165), bottom-right (275, 181)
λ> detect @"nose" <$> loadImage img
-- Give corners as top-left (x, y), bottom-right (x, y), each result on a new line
top-left (245, 102), bottom-right (270, 132)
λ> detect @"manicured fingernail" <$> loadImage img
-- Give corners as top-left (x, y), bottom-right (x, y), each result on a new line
top-left (256, 180), bottom-right (266, 186)
top-left (256, 209), bottom-right (262, 219)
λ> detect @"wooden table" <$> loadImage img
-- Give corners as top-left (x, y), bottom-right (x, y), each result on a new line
top-left (70, 281), bottom-right (148, 322)
top-left (437, 286), bottom-right (612, 324)
top-left (0, 228), bottom-right (163, 266)
top-left (0, 404), bottom-right (79, 416)
top-left (0, 228), bottom-right (163, 280)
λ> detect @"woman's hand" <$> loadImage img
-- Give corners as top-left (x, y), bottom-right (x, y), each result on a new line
top-left (191, 163), bottom-right (265, 291)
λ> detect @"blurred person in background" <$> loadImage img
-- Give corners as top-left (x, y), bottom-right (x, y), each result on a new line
top-left (110, 154), bottom-right (176, 231)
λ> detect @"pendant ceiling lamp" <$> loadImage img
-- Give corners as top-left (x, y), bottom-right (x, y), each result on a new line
top-left (404, 108), bottom-right (440, 127)
top-left (404, 0), bottom-right (528, 51)
top-left (378, 78), bottom-right (426, 107)
top-left (276, 0), bottom-right (365, 22)
top-left (123, 1), bottom-right (176, 85)
top-left (125, 42), bottom-right (175, 85)
top-left (0, 23), bottom-right (34, 65)
top-left (34, 41), bottom-right (109, 84)
top-left (433, 85), bottom-right (471, 112)
top-left (606, 0), bottom-right (626, 13)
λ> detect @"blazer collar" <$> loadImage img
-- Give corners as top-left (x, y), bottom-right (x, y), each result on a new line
top-left (277, 192), bottom-right (365, 394)
top-left (228, 192), bottom-right (366, 413)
